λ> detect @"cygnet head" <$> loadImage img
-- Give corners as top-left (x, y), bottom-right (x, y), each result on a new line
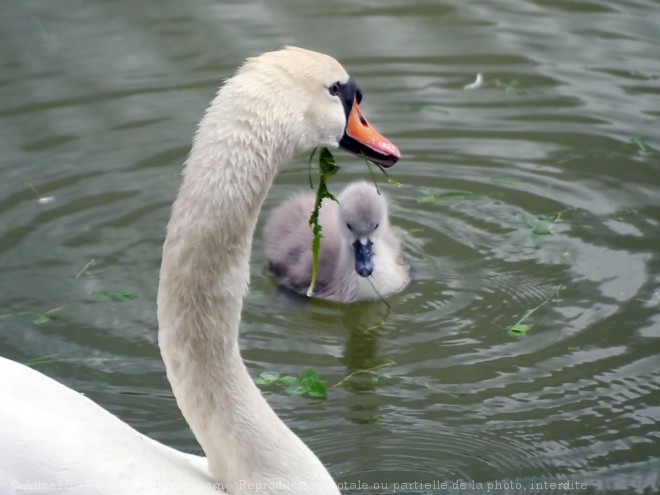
top-left (338, 182), bottom-right (389, 278)
top-left (227, 46), bottom-right (400, 166)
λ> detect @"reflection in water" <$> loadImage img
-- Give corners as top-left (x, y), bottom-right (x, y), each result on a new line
top-left (270, 286), bottom-right (391, 403)
top-left (2, 0), bottom-right (660, 493)
top-left (339, 304), bottom-right (390, 423)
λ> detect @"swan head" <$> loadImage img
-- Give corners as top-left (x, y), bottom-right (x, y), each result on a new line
top-left (338, 182), bottom-right (389, 278)
top-left (233, 46), bottom-right (400, 167)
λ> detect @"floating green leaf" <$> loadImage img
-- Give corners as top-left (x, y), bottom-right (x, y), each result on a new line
top-left (285, 385), bottom-right (307, 396)
top-left (260, 371), bottom-right (281, 382)
top-left (306, 381), bottom-right (327, 399)
top-left (299, 368), bottom-right (319, 387)
top-left (276, 375), bottom-right (297, 386)
top-left (92, 290), bottom-right (136, 301)
top-left (493, 79), bottom-right (524, 93)
top-left (29, 306), bottom-right (63, 325)
top-left (297, 368), bottom-right (327, 398)
top-left (508, 324), bottom-right (533, 337)
top-left (506, 285), bottom-right (562, 338)
top-left (519, 214), bottom-right (554, 236)
top-left (254, 371), bottom-right (281, 385)
top-left (254, 368), bottom-right (327, 399)
top-left (628, 71), bottom-right (655, 80)
top-left (520, 208), bottom-right (574, 239)
top-left (33, 314), bottom-right (53, 325)
top-left (34, 19), bottom-right (53, 45)
top-left (254, 371), bottom-right (298, 386)
top-left (543, 210), bottom-right (568, 223)
top-left (632, 137), bottom-right (651, 156)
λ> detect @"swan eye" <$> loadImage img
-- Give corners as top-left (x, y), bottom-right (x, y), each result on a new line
top-left (346, 223), bottom-right (352, 231)
top-left (328, 82), bottom-right (342, 96)
top-left (374, 223), bottom-right (379, 230)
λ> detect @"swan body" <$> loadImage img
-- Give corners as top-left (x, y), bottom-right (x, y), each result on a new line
top-left (0, 356), bottom-right (215, 495)
top-left (265, 181), bottom-right (409, 302)
top-left (0, 46), bottom-right (400, 494)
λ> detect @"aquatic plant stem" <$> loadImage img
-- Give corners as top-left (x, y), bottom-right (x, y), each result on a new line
top-left (306, 148), bottom-right (339, 297)
top-left (331, 361), bottom-right (395, 389)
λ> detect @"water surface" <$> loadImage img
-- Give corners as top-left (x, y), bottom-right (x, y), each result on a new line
top-left (1, 0), bottom-right (659, 493)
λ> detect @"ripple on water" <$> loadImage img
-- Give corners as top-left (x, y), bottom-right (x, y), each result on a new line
top-left (2, 1), bottom-right (660, 494)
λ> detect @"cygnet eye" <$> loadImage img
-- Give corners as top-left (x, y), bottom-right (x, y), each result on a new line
top-left (328, 82), bottom-right (342, 96)
top-left (346, 223), bottom-right (353, 231)
top-left (374, 223), bottom-right (379, 230)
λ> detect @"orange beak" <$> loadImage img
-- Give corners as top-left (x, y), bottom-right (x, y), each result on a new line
top-left (340, 98), bottom-right (401, 167)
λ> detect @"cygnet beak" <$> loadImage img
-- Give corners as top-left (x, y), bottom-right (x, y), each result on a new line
top-left (340, 98), bottom-right (400, 168)
top-left (353, 239), bottom-right (374, 278)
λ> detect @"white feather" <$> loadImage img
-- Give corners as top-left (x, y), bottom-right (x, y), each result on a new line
top-left (464, 73), bottom-right (483, 90)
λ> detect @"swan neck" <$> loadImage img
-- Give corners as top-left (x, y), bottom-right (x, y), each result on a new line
top-left (156, 107), bottom-right (336, 492)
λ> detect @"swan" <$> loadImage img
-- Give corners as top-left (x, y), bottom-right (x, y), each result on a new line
top-left (265, 181), bottom-right (410, 302)
top-left (0, 46), bottom-right (400, 495)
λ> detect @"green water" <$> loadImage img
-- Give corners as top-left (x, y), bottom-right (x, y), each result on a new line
top-left (1, 0), bottom-right (659, 493)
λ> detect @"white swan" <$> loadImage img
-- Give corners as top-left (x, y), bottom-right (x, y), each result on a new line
top-left (0, 46), bottom-right (400, 495)
top-left (265, 181), bottom-right (409, 302)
